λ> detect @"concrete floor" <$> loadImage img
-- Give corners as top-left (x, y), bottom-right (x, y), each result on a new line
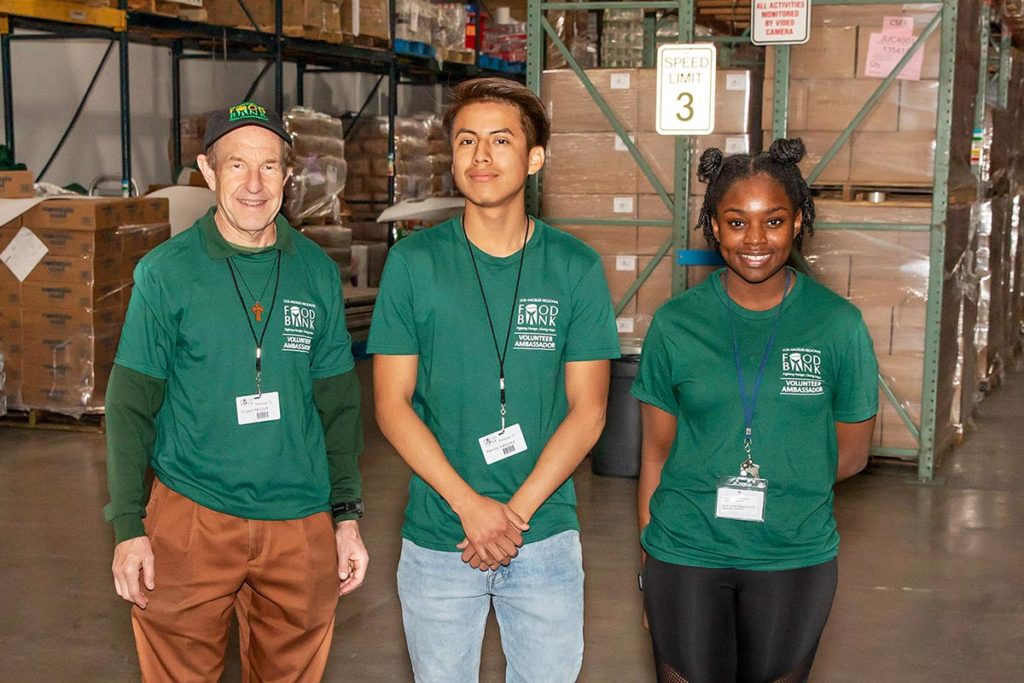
top-left (1, 359), bottom-right (1022, 682)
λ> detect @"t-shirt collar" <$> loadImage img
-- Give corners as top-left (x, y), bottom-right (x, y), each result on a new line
top-left (199, 207), bottom-right (296, 259)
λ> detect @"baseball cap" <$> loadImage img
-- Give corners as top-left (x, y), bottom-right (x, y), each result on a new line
top-left (203, 101), bottom-right (291, 150)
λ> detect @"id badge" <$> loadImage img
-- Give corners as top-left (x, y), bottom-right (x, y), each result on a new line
top-left (478, 423), bottom-right (528, 465)
top-left (715, 475), bottom-right (768, 522)
top-left (235, 391), bottom-right (281, 425)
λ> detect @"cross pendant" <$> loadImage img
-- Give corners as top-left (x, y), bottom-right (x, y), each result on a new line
top-left (251, 301), bottom-right (264, 322)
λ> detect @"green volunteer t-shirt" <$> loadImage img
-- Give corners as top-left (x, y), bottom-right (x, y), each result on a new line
top-left (367, 217), bottom-right (620, 551)
top-left (115, 208), bottom-right (354, 520)
top-left (631, 268), bottom-right (878, 570)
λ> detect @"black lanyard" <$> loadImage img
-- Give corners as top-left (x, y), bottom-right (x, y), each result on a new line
top-left (463, 217), bottom-right (529, 432)
top-left (226, 250), bottom-right (282, 397)
top-left (724, 268), bottom-right (790, 477)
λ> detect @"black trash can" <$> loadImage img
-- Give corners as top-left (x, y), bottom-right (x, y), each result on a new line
top-left (591, 354), bottom-right (641, 477)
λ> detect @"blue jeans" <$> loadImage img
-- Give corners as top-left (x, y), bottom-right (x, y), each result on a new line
top-left (397, 530), bottom-right (584, 683)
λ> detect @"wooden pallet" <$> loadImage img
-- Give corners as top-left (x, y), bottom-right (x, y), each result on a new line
top-left (0, 408), bottom-right (105, 433)
top-left (812, 182), bottom-right (934, 202)
top-left (341, 32), bottom-right (390, 51)
top-left (439, 47), bottom-right (475, 65)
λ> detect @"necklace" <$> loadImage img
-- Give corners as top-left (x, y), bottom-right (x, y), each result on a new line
top-left (229, 252), bottom-right (279, 322)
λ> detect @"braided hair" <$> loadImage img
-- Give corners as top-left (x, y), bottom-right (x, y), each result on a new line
top-left (695, 137), bottom-right (816, 249)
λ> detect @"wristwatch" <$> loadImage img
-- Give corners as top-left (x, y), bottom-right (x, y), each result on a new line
top-left (331, 498), bottom-right (364, 519)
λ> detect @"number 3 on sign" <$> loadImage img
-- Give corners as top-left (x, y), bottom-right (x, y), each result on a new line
top-left (655, 43), bottom-right (716, 135)
top-left (676, 92), bottom-right (694, 122)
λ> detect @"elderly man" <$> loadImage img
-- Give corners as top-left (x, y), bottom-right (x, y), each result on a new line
top-left (103, 101), bottom-right (367, 682)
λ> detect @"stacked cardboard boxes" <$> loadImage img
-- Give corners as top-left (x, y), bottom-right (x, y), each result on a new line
top-left (762, 6), bottom-right (942, 186)
top-left (540, 67), bottom-right (753, 344)
top-left (0, 198), bottom-right (169, 415)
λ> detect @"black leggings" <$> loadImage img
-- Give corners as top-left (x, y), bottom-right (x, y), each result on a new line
top-left (642, 556), bottom-right (838, 683)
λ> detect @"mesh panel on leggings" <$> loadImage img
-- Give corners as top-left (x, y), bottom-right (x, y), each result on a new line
top-left (655, 657), bottom-right (691, 683)
top-left (768, 652), bottom-right (813, 683)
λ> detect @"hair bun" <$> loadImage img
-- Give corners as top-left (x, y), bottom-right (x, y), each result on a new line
top-left (768, 137), bottom-right (805, 165)
top-left (697, 147), bottom-right (725, 183)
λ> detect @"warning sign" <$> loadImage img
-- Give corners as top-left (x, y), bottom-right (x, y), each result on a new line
top-left (655, 43), bottom-right (717, 136)
top-left (751, 0), bottom-right (811, 46)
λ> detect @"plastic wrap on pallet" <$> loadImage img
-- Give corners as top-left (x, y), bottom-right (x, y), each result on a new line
top-left (434, 3), bottom-right (467, 52)
top-left (545, 9), bottom-right (597, 70)
top-left (395, 0), bottom-right (435, 43)
top-left (601, 9), bottom-right (644, 68)
top-left (284, 107), bottom-right (348, 225)
top-left (299, 224), bottom-right (353, 283)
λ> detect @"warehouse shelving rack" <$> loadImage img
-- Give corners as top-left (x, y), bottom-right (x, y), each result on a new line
top-left (0, 0), bottom-right (515, 206)
top-left (526, 0), bottom-right (1011, 481)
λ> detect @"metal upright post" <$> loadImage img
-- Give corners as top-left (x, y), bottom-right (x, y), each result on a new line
top-left (296, 61), bottom-right (305, 107)
top-left (171, 40), bottom-right (182, 181)
top-left (118, 0), bottom-right (131, 197)
top-left (274, 0), bottom-right (284, 113)
top-left (673, 0), bottom-right (694, 296)
top-left (918, 0), bottom-right (960, 482)
top-left (2, 29), bottom-right (13, 161)
top-left (386, 0), bottom-right (398, 244)
top-left (771, 46), bottom-right (790, 141)
top-left (525, 0), bottom-right (543, 216)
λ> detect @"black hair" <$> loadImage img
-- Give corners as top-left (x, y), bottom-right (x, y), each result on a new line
top-left (695, 137), bottom-right (815, 249)
top-left (443, 77), bottom-right (551, 150)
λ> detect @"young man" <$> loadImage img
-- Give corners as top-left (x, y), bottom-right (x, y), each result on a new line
top-left (369, 78), bottom-right (620, 681)
top-left (104, 101), bottom-right (368, 682)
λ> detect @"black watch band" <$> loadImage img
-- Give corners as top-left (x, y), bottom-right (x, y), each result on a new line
top-left (331, 498), bottom-right (364, 519)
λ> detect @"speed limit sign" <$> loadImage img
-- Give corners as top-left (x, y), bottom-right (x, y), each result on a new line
top-left (655, 43), bottom-right (717, 135)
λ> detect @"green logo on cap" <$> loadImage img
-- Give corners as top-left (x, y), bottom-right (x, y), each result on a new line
top-left (228, 102), bottom-right (269, 122)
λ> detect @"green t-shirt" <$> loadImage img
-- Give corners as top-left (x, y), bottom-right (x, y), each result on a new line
top-left (115, 208), bottom-right (355, 520)
top-left (367, 217), bottom-right (620, 551)
top-left (631, 268), bottom-right (878, 570)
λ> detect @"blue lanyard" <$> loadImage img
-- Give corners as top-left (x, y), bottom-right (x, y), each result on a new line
top-left (724, 269), bottom-right (790, 476)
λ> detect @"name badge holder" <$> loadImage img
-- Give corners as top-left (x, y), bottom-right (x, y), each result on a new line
top-left (715, 270), bottom-right (789, 523)
top-left (463, 217), bottom-right (531, 463)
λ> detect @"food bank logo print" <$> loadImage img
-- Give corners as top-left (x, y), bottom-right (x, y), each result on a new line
top-left (780, 347), bottom-right (824, 396)
top-left (513, 298), bottom-right (559, 351)
top-left (282, 299), bottom-right (316, 353)
top-left (229, 102), bottom-right (269, 122)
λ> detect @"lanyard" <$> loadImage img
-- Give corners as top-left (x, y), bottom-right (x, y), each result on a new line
top-left (724, 268), bottom-right (790, 477)
top-left (226, 250), bottom-right (282, 397)
top-left (463, 217), bottom-right (529, 433)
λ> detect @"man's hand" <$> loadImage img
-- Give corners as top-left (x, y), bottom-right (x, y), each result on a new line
top-left (335, 520), bottom-right (369, 596)
top-left (112, 536), bottom-right (155, 609)
top-left (454, 495), bottom-right (529, 570)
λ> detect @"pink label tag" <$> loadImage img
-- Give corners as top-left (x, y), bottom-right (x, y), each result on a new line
top-left (864, 32), bottom-right (924, 81)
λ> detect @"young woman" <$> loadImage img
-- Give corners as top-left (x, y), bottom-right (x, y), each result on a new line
top-left (632, 138), bottom-right (879, 683)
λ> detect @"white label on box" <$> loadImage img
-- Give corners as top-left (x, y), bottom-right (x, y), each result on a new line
top-left (613, 196), bottom-right (635, 213)
top-left (616, 255), bottom-right (638, 271)
top-left (0, 227), bottom-right (48, 282)
top-left (616, 317), bottom-right (635, 333)
top-left (610, 72), bottom-right (632, 90)
top-left (655, 43), bottom-right (717, 135)
top-left (725, 73), bottom-right (748, 91)
top-left (725, 137), bottom-right (749, 154)
top-left (881, 16), bottom-right (914, 35)
top-left (613, 134), bottom-right (636, 152)
top-left (864, 31), bottom-right (923, 81)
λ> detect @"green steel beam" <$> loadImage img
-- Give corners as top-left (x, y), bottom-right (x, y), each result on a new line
top-left (617, 238), bottom-right (674, 316)
top-left (771, 46), bottom-right (790, 141)
top-left (880, 374), bottom-right (921, 441)
top-left (525, 0), bottom-right (542, 216)
top-left (542, 1), bottom-right (677, 8)
top-left (543, 217), bottom-right (673, 227)
top-left (643, 13), bottom-right (656, 67)
top-left (673, 0), bottom-right (694, 296)
top-left (542, 17), bottom-right (675, 215)
top-left (918, 0), bottom-right (959, 483)
top-left (807, 10), bottom-right (941, 185)
top-left (814, 222), bottom-right (933, 232)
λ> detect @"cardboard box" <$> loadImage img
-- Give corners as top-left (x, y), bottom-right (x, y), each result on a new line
top-left (783, 131), bottom-right (852, 184)
top-left (351, 241), bottom-right (387, 288)
top-left (554, 225), bottom-right (637, 256)
top-left (637, 255), bottom-right (672, 318)
top-left (763, 79), bottom-right (899, 132)
top-left (857, 25), bottom-right (940, 81)
top-left (602, 255), bottom-right (639, 315)
top-left (543, 193), bottom-right (638, 220)
top-left (635, 133), bottom-right (750, 195)
top-left (850, 131), bottom-right (935, 184)
top-left (0, 265), bottom-right (20, 308)
top-left (0, 170), bottom-right (34, 198)
top-left (638, 69), bottom-right (752, 134)
top-left (20, 281), bottom-right (124, 311)
top-left (121, 197), bottom-right (170, 226)
top-left (544, 134), bottom-right (640, 195)
top-left (636, 194), bottom-right (703, 256)
top-left (543, 69), bottom-right (639, 133)
top-left (21, 304), bottom-right (124, 340)
top-left (119, 222), bottom-right (171, 254)
top-left (766, 27), bottom-right (858, 79)
top-left (203, 0), bottom-right (273, 27)
top-left (22, 253), bottom-right (123, 289)
top-left (341, 0), bottom-right (389, 40)
top-left (12, 225), bottom-right (121, 258)
top-left (898, 80), bottom-right (939, 131)
top-left (24, 198), bottom-right (125, 230)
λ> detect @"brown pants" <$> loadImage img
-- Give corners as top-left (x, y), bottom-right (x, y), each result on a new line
top-left (131, 480), bottom-right (339, 682)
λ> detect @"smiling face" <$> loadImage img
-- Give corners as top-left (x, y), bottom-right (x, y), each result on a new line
top-left (198, 126), bottom-right (290, 243)
top-left (450, 101), bottom-right (545, 211)
top-left (711, 173), bottom-right (802, 289)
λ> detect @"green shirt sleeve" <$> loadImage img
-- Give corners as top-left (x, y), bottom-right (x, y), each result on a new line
top-left (565, 257), bottom-right (621, 361)
top-left (832, 312), bottom-right (880, 422)
top-left (366, 249), bottom-right (419, 355)
top-left (313, 369), bottom-right (364, 522)
top-left (310, 262), bottom-right (356, 378)
top-left (103, 363), bottom-right (166, 544)
top-left (630, 313), bottom-right (679, 415)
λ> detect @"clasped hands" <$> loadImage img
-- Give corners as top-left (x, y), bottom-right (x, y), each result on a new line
top-left (455, 494), bottom-right (529, 571)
